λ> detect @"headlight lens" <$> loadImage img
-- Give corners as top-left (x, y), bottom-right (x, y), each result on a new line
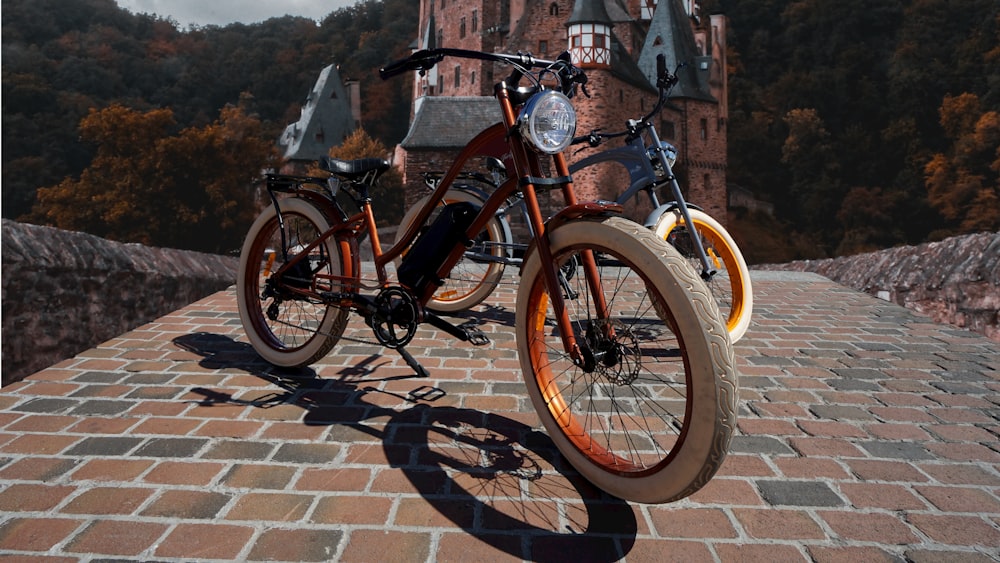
top-left (648, 141), bottom-right (678, 172)
top-left (517, 91), bottom-right (577, 154)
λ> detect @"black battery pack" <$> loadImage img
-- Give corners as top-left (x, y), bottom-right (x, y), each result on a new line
top-left (397, 201), bottom-right (478, 294)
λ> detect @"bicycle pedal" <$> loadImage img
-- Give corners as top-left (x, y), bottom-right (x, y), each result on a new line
top-left (460, 322), bottom-right (490, 346)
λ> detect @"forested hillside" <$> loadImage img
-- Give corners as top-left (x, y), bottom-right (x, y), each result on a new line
top-left (2, 0), bottom-right (997, 259)
top-left (709, 0), bottom-right (998, 260)
top-left (2, 0), bottom-right (416, 252)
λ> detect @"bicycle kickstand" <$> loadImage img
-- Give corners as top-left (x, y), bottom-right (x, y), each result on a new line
top-left (396, 346), bottom-right (431, 378)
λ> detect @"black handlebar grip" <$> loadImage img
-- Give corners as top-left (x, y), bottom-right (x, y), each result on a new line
top-left (380, 49), bottom-right (439, 80)
top-left (379, 58), bottom-right (410, 80)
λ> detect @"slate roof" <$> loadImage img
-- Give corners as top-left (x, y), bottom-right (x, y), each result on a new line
top-left (278, 65), bottom-right (355, 162)
top-left (400, 97), bottom-right (503, 149)
top-left (636, 0), bottom-right (716, 102)
top-left (567, 0), bottom-right (613, 25)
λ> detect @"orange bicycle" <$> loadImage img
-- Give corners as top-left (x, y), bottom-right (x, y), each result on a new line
top-left (237, 48), bottom-right (738, 503)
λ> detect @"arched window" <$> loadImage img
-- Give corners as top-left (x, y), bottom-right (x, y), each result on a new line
top-left (549, 3), bottom-right (559, 16)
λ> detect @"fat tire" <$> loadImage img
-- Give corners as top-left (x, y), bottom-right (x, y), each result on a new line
top-left (653, 209), bottom-right (753, 343)
top-left (515, 216), bottom-right (738, 504)
top-left (237, 198), bottom-right (349, 367)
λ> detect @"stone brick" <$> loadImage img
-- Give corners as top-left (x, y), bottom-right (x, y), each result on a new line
top-left (0, 483), bottom-right (76, 512)
top-left (914, 485), bottom-right (1000, 513)
top-left (820, 511), bottom-right (919, 544)
top-left (70, 458), bottom-right (153, 482)
top-left (340, 530), bottom-right (431, 563)
top-left (808, 545), bottom-right (902, 563)
top-left (65, 520), bottom-right (169, 556)
top-left (848, 459), bottom-right (929, 483)
top-left (199, 439), bottom-right (273, 460)
top-left (154, 523), bottom-right (255, 560)
top-left (733, 508), bottom-right (826, 540)
top-left (756, 480), bottom-right (844, 507)
top-left (248, 528), bottom-right (344, 562)
top-left (142, 460), bottom-right (225, 485)
top-left (64, 436), bottom-right (144, 457)
top-left (713, 543), bottom-right (809, 562)
top-left (906, 514), bottom-right (1000, 547)
top-left (141, 490), bottom-right (232, 519)
top-left (839, 483), bottom-right (927, 510)
top-left (224, 492), bottom-right (313, 521)
top-left (648, 507), bottom-right (737, 539)
top-left (311, 495), bottom-right (394, 525)
top-left (0, 518), bottom-right (84, 552)
top-left (222, 463), bottom-right (296, 489)
top-left (61, 487), bottom-right (153, 515)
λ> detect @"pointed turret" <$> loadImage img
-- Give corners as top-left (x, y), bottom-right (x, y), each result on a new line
top-left (636, 0), bottom-right (714, 101)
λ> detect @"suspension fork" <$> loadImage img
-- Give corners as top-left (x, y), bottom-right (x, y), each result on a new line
top-left (646, 124), bottom-right (717, 280)
top-left (495, 86), bottom-right (611, 365)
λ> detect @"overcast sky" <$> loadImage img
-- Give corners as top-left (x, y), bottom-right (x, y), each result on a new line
top-left (115, 0), bottom-right (358, 27)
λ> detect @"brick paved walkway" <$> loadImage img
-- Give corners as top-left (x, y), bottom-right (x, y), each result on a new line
top-left (1, 270), bottom-right (998, 562)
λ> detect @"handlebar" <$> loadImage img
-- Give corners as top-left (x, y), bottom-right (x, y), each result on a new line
top-left (380, 48), bottom-right (588, 98)
top-left (570, 54), bottom-right (682, 148)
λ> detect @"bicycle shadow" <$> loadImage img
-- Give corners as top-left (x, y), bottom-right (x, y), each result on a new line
top-left (173, 332), bottom-right (638, 562)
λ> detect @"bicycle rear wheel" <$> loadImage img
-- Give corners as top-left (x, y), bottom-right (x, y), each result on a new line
top-left (516, 216), bottom-right (738, 504)
top-left (654, 209), bottom-right (753, 342)
top-left (397, 188), bottom-right (507, 313)
top-left (237, 197), bottom-right (350, 367)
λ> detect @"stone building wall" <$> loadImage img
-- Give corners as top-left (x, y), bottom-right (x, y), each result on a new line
top-left (2, 220), bottom-right (238, 385)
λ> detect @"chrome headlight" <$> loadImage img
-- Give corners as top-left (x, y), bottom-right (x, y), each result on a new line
top-left (517, 90), bottom-right (577, 154)
top-left (648, 141), bottom-right (678, 174)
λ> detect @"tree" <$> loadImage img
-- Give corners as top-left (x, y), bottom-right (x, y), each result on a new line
top-left (924, 93), bottom-right (1000, 237)
top-left (30, 102), bottom-right (276, 253)
top-left (780, 108), bottom-right (843, 255)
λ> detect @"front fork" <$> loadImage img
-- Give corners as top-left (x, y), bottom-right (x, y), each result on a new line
top-left (519, 152), bottom-right (615, 370)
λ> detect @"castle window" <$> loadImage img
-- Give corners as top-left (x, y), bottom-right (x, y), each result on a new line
top-left (539, 40), bottom-right (548, 54)
top-left (472, 10), bottom-right (478, 33)
top-left (661, 119), bottom-right (676, 139)
top-left (619, 89), bottom-right (624, 103)
top-left (454, 65), bottom-right (461, 88)
top-left (438, 75), bottom-right (443, 93)
top-left (437, 29), bottom-right (443, 48)
top-left (549, 3), bottom-right (559, 16)
top-left (460, 17), bottom-right (466, 39)
top-left (471, 71), bottom-right (475, 84)
top-left (700, 118), bottom-right (708, 140)
top-left (440, 0), bottom-right (445, 7)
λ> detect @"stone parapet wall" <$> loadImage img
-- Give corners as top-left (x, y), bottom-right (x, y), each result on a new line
top-left (2, 220), bottom-right (238, 385)
top-left (757, 232), bottom-right (1000, 343)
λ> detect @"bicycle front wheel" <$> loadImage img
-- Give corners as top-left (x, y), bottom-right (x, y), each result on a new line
top-left (237, 197), bottom-right (350, 367)
top-left (654, 209), bottom-right (753, 342)
top-left (397, 188), bottom-right (507, 313)
top-left (515, 216), bottom-right (738, 504)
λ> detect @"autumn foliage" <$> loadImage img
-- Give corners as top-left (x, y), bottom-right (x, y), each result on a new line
top-left (30, 103), bottom-right (276, 253)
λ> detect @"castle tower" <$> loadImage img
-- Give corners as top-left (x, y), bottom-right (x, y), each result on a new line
top-left (636, 0), bottom-right (728, 220)
top-left (396, 0), bottom-right (729, 223)
top-left (566, 0), bottom-right (613, 67)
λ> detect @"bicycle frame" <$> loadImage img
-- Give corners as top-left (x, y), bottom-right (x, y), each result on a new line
top-left (423, 117), bottom-right (719, 281)
top-left (267, 51), bottom-right (617, 368)
top-left (572, 119), bottom-right (718, 280)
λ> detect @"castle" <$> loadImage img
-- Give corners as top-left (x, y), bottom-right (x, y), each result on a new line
top-left (394, 0), bottom-right (729, 222)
